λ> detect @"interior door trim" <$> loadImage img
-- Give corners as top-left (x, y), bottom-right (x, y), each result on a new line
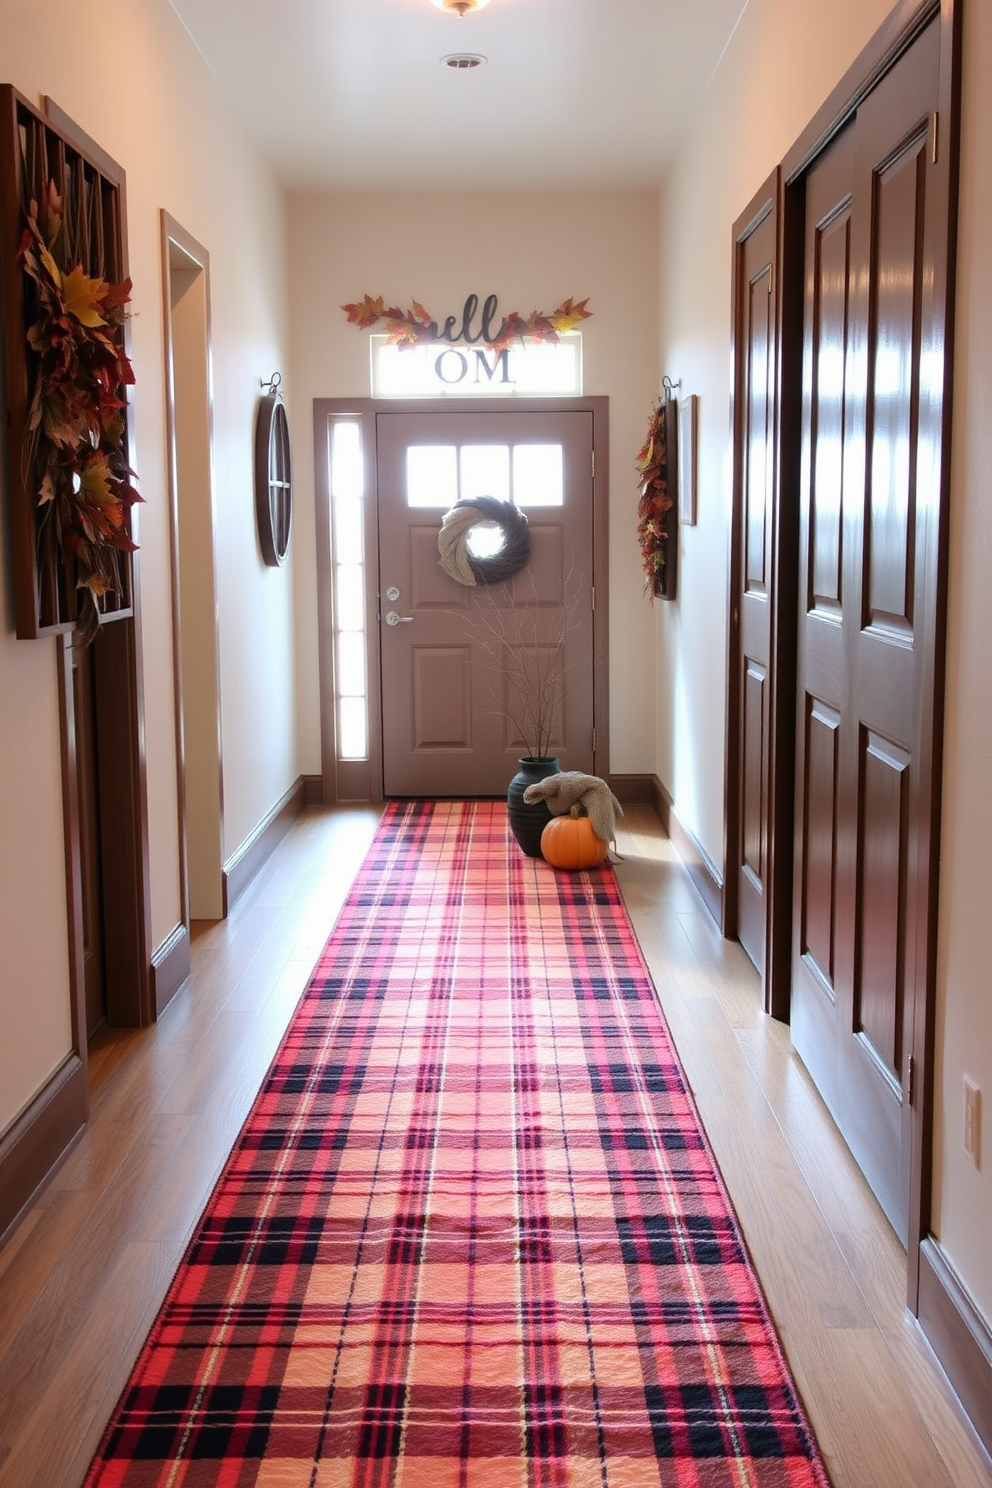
top-left (313, 396), bottom-right (610, 806)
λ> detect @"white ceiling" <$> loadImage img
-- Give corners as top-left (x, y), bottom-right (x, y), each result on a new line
top-left (168, 0), bottom-right (747, 192)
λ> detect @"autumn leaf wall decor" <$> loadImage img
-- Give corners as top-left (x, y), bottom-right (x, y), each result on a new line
top-left (342, 291), bottom-right (591, 352)
top-left (19, 179), bottom-right (141, 642)
top-left (636, 399), bottom-right (677, 601)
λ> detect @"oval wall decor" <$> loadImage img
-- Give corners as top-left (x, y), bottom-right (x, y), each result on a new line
top-left (254, 386), bottom-right (292, 567)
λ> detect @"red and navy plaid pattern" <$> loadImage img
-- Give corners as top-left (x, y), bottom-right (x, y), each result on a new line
top-left (86, 801), bottom-right (829, 1487)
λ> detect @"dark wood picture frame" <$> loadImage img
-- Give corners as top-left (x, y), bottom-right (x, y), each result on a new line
top-left (0, 86), bottom-right (136, 638)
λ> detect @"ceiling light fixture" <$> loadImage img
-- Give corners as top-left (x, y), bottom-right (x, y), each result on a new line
top-left (441, 52), bottom-right (487, 68)
top-left (430, 0), bottom-right (491, 16)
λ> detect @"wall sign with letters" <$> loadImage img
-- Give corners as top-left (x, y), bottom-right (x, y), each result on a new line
top-left (342, 292), bottom-right (590, 398)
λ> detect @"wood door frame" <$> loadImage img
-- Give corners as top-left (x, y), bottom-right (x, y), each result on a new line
top-left (45, 101), bottom-right (154, 1033)
top-left (161, 212), bottom-right (225, 940)
top-left (724, 0), bottom-right (959, 1299)
top-left (314, 396), bottom-right (610, 806)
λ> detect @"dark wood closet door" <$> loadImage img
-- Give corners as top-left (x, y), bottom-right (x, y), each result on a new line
top-left (792, 20), bottom-right (941, 1243)
top-left (732, 195), bottom-right (778, 979)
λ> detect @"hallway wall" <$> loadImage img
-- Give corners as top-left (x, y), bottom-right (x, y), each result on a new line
top-left (286, 189), bottom-right (660, 780)
top-left (0, 0), bottom-right (293, 1136)
top-left (655, 0), bottom-right (992, 1327)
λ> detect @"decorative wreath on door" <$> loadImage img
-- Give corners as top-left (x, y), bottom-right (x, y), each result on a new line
top-left (437, 497), bottom-right (531, 587)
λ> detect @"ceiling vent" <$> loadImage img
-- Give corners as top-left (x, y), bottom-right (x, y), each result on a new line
top-left (441, 52), bottom-right (487, 69)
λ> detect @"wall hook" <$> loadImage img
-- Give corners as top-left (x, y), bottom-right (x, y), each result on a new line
top-left (260, 372), bottom-right (283, 398)
top-left (661, 375), bottom-right (681, 402)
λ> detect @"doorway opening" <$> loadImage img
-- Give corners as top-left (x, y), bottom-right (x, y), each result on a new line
top-left (162, 216), bottom-right (224, 924)
top-left (313, 398), bottom-right (610, 805)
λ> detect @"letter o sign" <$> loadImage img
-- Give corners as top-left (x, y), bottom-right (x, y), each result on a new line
top-left (435, 349), bottom-right (468, 385)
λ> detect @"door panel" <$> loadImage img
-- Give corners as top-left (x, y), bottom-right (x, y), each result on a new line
top-left (741, 662), bottom-right (767, 895)
top-left (809, 200), bottom-right (852, 617)
top-left (410, 529), bottom-right (461, 609)
top-left (411, 647), bottom-right (472, 749)
top-left (801, 698), bottom-right (841, 996)
top-left (865, 138), bottom-right (926, 634)
top-left (376, 409), bottom-right (595, 797)
top-left (792, 19), bottom-right (940, 1242)
top-left (856, 730), bottom-right (909, 1082)
top-left (733, 201), bottom-right (778, 976)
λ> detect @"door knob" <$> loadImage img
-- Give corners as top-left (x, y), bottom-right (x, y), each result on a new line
top-left (385, 610), bottom-right (414, 626)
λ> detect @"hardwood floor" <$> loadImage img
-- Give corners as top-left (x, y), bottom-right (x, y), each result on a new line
top-left (0, 803), bottom-right (989, 1488)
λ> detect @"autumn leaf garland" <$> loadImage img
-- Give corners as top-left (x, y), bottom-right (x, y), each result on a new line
top-left (19, 179), bottom-right (140, 640)
top-left (342, 292), bottom-right (591, 352)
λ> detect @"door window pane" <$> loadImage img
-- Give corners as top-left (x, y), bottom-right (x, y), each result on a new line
top-left (460, 444), bottom-right (510, 504)
top-left (407, 445), bottom-right (457, 507)
top-left (333, 497), bottom-right (364, 565)
top-left (329, 418), bottom-right (368, 763)
top-left (513, 444), bottom-right (564, 506)
top-left (338, 697), bottom-right (367, 760)
top-left (337, 629), bottom-right (366, 696)
top-left (331, 421), bottom-right (362, 500)
top-left (335, 563), bottom-right (364, 628)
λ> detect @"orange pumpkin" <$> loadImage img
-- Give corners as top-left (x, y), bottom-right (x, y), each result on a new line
top-left (540, 808), bottom-right (609, 870)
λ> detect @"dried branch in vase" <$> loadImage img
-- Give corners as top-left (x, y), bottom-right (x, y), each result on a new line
top-left (464, 563), bottom-right (585, 762)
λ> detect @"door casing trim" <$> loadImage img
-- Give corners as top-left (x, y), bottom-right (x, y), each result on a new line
top-left (313, 396), bottom-right (610, 805)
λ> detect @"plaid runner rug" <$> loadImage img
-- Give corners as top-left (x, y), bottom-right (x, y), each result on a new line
top-left (85, 800), bottom-right (828, 1488)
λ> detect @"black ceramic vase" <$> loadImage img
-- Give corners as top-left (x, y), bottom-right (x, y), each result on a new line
top-left (506, 756), bottom-right (561, 857)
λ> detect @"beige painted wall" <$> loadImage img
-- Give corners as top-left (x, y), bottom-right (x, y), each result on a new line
top-left (0, 0), bottom-right (293, 1136)
top-left (286, 190), bottom-right (660, 780)
top-left (931, 0), bottom-right (992, 1322)
top-left (656, 0), bottom-right (992, 1325)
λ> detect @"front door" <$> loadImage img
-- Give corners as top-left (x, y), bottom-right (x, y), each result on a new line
top-left (376, 408), bottom-right (597, 797)
top-left (791, 20), bottom-right (945, 1242)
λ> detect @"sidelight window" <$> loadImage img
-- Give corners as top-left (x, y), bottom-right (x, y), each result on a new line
top-left (329, 419), bottom-right (368, 761)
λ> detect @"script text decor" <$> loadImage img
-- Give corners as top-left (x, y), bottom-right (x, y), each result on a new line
top-left (343, 291), bottom-right (591, 353)
top-left (437, 496), bottom-right (530, 587)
